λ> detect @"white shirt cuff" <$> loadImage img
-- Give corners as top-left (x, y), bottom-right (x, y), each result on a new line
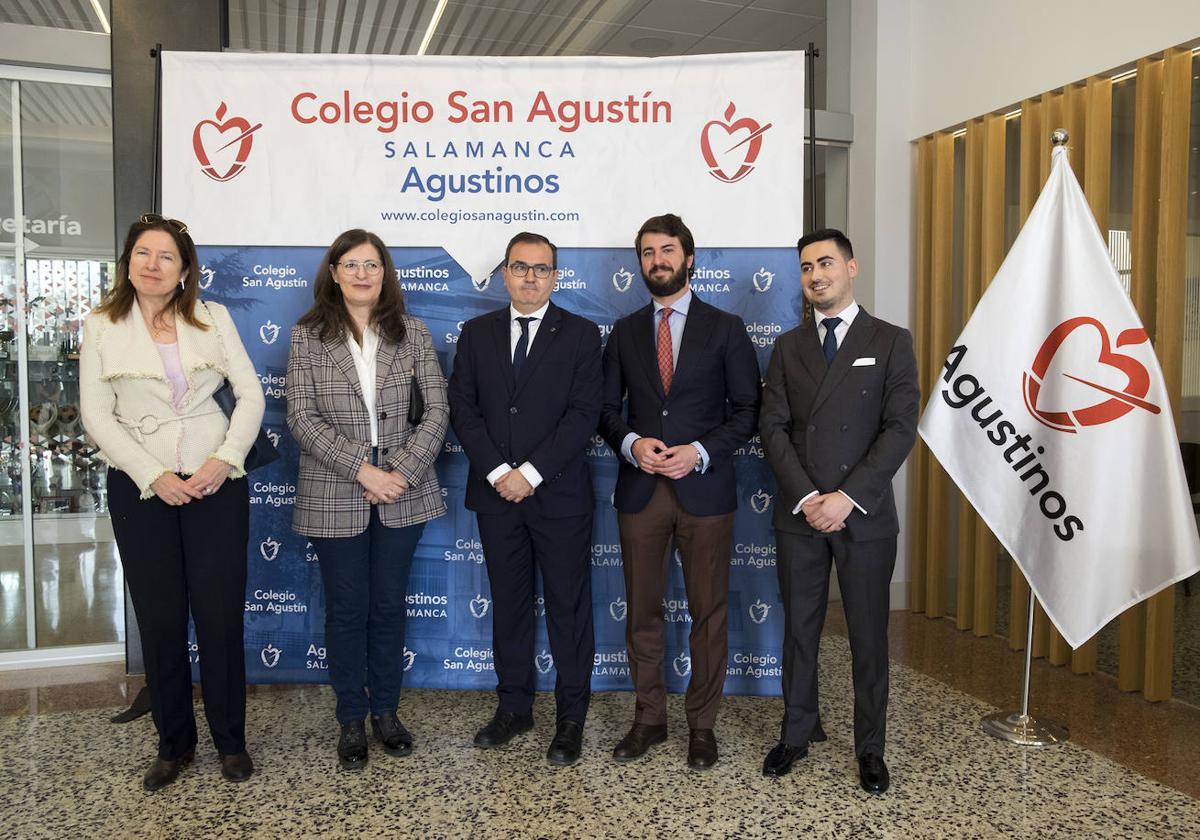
top-left (691, 441), bottom-right (710, 473)
top-left (486, 463), bottom-right (511, 486)
top-left (838, 489), bottom-right (867, 515)
top-left (792, 490), bottom-right (819, 515)
top-left (517, 461), bottom-right (543, 489)
top-left (620, 433), bottom-right (641, 467)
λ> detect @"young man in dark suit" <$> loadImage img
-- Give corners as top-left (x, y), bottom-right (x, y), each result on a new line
top-left (599, 213), bottom-right (761, 771)
top-left (448, 232), bottom-right (602, 767)
top-left (758, 228), bottom-right (919, 793)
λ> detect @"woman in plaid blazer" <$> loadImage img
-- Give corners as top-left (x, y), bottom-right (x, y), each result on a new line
top-left (287, 229), bottom-right (449, 771)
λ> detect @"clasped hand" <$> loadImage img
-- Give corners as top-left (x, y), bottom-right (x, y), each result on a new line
top-left (631, 437), bottom-right (699, 480)
top-left (495, 468), bottom-right (534, 503)
top-left (357, 462), bottom-right (409, 505)
top-left (802, 492), bottom-right (852, 533)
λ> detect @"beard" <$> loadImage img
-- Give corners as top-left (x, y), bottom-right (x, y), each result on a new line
top-left (641, 260), bottom-right (689, 297)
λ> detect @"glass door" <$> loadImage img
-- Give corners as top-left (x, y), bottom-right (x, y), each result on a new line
top-left (0, 70), bottom-right (121, 657)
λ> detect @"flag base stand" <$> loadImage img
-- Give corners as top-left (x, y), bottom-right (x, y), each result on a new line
top-left (980, 588), bottom-right (1070, 747)
top-left (980, 711), bottom-right (1068, 746)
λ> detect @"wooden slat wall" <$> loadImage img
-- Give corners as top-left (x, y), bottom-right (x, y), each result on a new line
top-left (972, 112), bottom-right (1006, 638)
top-left (909, 47), bottom-right (1192, 703)
top-left (922, 132), bottom-right (955, 620)
top-left (1144, 46), bottom-right (1193, 702)
top-left (1119, 56), bottom-right (1163, 694)
top-left (909, 136), bottom-right (934, 615)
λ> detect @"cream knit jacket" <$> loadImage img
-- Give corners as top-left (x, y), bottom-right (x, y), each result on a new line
top-left (80, 299), bottom-right (266, 498)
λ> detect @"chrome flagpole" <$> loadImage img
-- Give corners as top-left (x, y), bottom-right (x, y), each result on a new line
top-left (979, 129), bottom-right (1073, 748)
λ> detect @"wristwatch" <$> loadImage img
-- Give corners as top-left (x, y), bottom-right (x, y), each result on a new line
top-left (692, 443), bottom-right (704, 473)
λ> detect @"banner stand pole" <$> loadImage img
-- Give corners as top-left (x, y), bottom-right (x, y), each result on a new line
top-left (980, 129), bottom-right (1073, 747)
top-left (804, 42), bottom-right (819, 234)
top-left (980, 587), bottom-right (1069, 745)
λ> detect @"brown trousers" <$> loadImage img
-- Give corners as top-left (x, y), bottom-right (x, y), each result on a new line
top-left (617, 477), bottom-right (734, 729)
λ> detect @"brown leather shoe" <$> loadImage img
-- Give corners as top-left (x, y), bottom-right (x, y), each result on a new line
top-left (687, 728), bottom-right (718, 771)
top-left (142, 750), bottom-right (194, 791)
top-left (612, 722), bottom-right (667, 762)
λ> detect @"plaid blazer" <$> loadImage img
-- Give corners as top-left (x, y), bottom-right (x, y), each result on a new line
top-left (287, 314), bottom-right (448, 538)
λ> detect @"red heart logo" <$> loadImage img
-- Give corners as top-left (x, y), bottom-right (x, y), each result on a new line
top-left (192, 102), bottom-right (260, 182)
top-left (700, 103), bottom-right (771, 184)
top-left (1022, 316), bottom-right (1160, 433)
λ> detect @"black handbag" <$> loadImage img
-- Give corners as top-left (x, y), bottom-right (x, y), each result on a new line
top-left (213, 380), bottom-right (280, 473)
top-left (407, 374), bottom-right (424, 426)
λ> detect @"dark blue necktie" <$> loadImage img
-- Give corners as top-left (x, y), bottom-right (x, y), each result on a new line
top-left (512, 316), bottom-right (535, 380)
top-left (821, 316), bottom-right (841, 366)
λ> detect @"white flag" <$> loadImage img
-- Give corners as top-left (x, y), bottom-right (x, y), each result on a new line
top-left (918, 145), bottom-right (1200, 649)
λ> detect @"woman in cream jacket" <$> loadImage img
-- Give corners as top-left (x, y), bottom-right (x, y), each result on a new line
top-left (80, 214), bottom-right (264, 791)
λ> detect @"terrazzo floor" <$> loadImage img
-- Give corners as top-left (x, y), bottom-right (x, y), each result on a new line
top-left (2, 632), bottom-right (1199, 839)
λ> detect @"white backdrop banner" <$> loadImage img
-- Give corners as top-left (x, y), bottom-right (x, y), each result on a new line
top-left (162, 51), bottom-right (804, 280)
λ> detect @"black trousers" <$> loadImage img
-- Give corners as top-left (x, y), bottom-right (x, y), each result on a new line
top-left (776, 530), bottom-right (895, 757)
top-left (108, 468), bottom-right (249, 760)
top-left (476, 506), bottom-right (594, 724)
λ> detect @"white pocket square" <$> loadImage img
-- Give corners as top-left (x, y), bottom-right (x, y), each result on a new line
top-left (852, 357), bottom-right (876, 367)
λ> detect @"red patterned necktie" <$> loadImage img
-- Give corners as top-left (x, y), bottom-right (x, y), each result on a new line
top-left (657, 306), bottom-right (674, 393)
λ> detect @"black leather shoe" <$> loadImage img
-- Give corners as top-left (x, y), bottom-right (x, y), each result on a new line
top-left (687, 728), bottom-right (718, 771)
top-left (858, 752), bottom-right (890, 794)
top-left (762, 741), bottom-right (807, 777)
top-left (142, 750), bottom-right (194, 791)
top-left (473, 709), bottom-right (534, 748)
top-left (220, 751), bottom-right (254, 782)
top-left (811, 718), bottom-right (827, 743)
top-left (371, 712), bottom-right (414, 757)
top-left (546, 719), bottom-right (584, 767)
top-left (337, 720), bottom-right (369, 771)
top-left (612, 722), bottom-right (667, 762)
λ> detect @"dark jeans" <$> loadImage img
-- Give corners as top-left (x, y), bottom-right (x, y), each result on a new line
top-left (107, 467), bottom-right (249, 760)
top-left (310, 508), bottom-right (424, 723)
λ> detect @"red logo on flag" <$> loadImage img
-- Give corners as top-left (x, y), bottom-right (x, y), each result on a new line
top-left (699, 102), bottom-right (771, 184)
top-left (1022, 316), bottom-right (1161, 433)
top-left (192, 102), bottom-right (262, 183)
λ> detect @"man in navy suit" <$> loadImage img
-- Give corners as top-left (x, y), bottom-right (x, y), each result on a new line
top-left (758, 229), bottom-right (919, 793)
top-left (599, 214), bottom-right (761, 770)
top-left (448, 231), bottom-right (602, 767)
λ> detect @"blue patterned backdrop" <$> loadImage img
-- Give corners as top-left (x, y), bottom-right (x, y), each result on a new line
top-left (189, 244), bottom-right (801, 696)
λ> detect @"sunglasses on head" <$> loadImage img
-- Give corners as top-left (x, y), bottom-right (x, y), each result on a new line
top-left (139, 213), bottom-right (189, 234)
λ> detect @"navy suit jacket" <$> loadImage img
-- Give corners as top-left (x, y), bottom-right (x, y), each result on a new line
top-left (599, 294), bottom-right (761, 516)
top-left (759, 308), bottom-right (919, 541)
top-left (448, 301), bottom-right (602, 518)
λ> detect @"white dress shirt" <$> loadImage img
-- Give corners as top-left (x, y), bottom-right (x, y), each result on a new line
top-left (345, 324), bottom-right (381, 447)
top-left (486, 301), bottom-right (550, 490)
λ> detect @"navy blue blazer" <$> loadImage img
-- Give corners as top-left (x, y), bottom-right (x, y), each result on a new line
top-left (599, 294), bottom-right (761, 516)
top-left (448, 301), bottom-right (602, 518)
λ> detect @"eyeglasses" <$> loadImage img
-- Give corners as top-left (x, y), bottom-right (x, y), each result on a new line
top-left (139, 213), bottom-right (188, 234)
top-left (507, 262), bottom-right (554, 279)
top-left (336, 260), bottom-right (383, 275)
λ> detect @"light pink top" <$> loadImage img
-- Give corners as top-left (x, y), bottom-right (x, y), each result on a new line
top-left (154, 341), bottom-right (188, 409)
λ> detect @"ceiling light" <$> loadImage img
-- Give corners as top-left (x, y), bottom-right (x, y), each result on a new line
top-left (418, 0), bottom-right (449, 56)
top-left (89, 0), bottom-right (110, 34)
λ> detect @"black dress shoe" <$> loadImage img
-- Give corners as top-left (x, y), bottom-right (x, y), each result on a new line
top-left (810, 718), bottom-right (827, 743)
top-left (858, 752), bottom-right (890, 794)
top-left (371, 711), bottom-right (414, 757)
top-left (473, 709), bottom-right (534, 748)
top-left (142, 750), bottom-right (194, 791)
top-left (762, 741), bottom-right (807, 777)
top-left (612, 722), bottom-right (667, 762)
top-left (687, 729), bottom-right (718, 771)
top-left (546, 719), bottom-right (584, 767)
top-left (337, 720), bottom-right (369, 771)
top-left (220, 751), bottom-right (254, 782)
